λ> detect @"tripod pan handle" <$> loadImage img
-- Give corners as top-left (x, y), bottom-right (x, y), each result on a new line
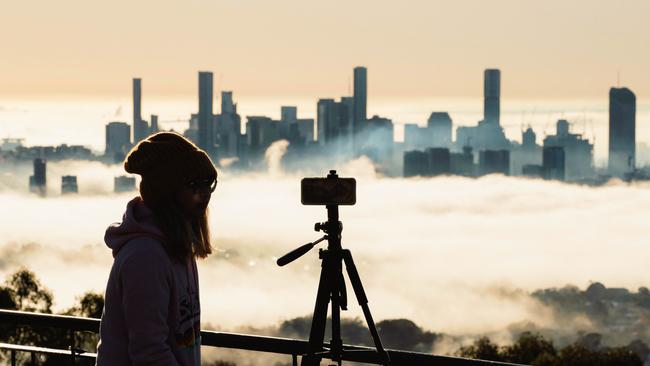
top-left (277, 242), bottom-right (316, 266)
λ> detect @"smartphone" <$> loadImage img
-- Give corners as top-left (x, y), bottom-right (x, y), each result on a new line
top-left (301, 177), bottom-right (356, 206)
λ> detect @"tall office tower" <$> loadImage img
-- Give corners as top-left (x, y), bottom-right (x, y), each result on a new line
top-left (105, 121), bottom-right (131, 162)
top-left (484, 69), bottom-right (501, 125)
top-left (353, 66), bottom-right (367, 132)
top-left (404, 124), bottom-right (429, 150)
top-left (150, 115), bottom-right (159, 134)
top-left (296, 119), bottom-right (315, 143)
top-left (317, 99), bottom-right (338, 145)
top-left (522, 127), bottom-right (536, 149)
top-left (221, 91), bottom-right (236, 114)
top-left (215, 91), bottom-right (241, 158)
top-left (132, 78), bottom-right (145, 142)
top-left (245, 116), bottom-right (278, 161)
top-left (29, 158), bottom-right (47, 195)
top-left (281, 106), bottom-right (297, 124)
top-left (198, 71), bottom-right (215, 156)
top-left (608, 87), bottom-right (636, 177)
top-left (279, 106), bottom-right (298, 142)
top-left (339, 96), bottom-right (354, 151)
top-left (427, 112), bottom-right (453, 148)
top-left (543, 146), bottom-right (565, 181)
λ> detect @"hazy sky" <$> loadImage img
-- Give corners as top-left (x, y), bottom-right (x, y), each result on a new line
top-left (1, 0), bottom-right (649, 99)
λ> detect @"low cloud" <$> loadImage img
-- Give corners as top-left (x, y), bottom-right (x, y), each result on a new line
top-left (1, 162), bottom-right (649, 343)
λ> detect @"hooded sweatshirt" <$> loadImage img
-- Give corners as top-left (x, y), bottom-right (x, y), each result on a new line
top-left (96, 196), bottom-right (201, 366)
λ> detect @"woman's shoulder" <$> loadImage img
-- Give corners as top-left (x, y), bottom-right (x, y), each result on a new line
top-left (115, 236), bottom-right (172, 268)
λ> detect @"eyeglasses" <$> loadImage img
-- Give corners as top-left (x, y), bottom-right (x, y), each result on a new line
top-left (187, 178), bottom-right (217, 194)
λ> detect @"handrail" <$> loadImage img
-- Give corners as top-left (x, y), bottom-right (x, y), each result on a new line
top-left (0, 343), bottom-right (97, 359)
top-left (0, 309), bottom-right (525, 366)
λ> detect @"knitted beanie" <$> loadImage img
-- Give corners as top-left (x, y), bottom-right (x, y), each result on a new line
top-left (124, 132), bottom-right (217, 208)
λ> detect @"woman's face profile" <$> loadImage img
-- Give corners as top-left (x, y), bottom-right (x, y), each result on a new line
top-left (175, 178), bottom-right (216, 218)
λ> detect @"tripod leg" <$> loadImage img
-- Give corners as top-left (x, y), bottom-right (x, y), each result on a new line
top-left (329, 253), bottom-right (348, 365)
top-left (301, 251), bottom-right (333, 366)
top-left (342, 250), bottom-right (391, 366)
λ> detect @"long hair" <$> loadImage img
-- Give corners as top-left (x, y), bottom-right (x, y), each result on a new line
top-left (151, 201), bottom-right (213, 263)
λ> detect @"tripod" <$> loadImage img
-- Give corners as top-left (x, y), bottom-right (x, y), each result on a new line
top-left (277, 202), bottom-right (391, 366)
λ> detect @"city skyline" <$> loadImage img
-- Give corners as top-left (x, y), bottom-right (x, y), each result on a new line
top-left (1, 0), bottom-right (649, 99)
top-left (4, 66), bottom-right (645, 188)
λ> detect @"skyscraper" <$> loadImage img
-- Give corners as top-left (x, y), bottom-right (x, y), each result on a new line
top-left (353, 66), bottom-right (367, 132)
top-left (150, 115), bottom-right (159, 134)
top-left (543, 119), bottom-right (594, 180)
top-left (105, 121), bottom-right (131, 162)
top-left (281, 106), bottom-right (297, 124)
top-left (543, 146), bottom-right (565, 181)
top-left (427, 112), bottom-right (453, 148)
top-left (132, 78), bottom-right (147, 143)
top-left (608, 87), bottom-right (636, 177)
top-left (29, 158), bottom-right (47, 195)
top-left (221, 91), bottom-right (236, 115)
top-left (215, 91), bottom-right (241, 159)
top-left (198, 71), bottom-right (215, 156)
top-left (522, 127), bottom-right (536, 149)
top-left (317, 99), bottom-right (338, 145)
top-left (484, 69), bottom-right (500, 125)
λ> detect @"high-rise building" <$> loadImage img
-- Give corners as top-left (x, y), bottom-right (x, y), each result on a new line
top-left (215, 91), bottom-right (241, 159)
top-left (484, 69), bottom-right (500, 125)
top-left (61, 175), bottom-right (78, 194)
top-left (543, 146), bottom-right (565, 180)
top-left (608, 87), bottom-right (636, 177)
top-left (221, 91), bottom-right (236, 115)
top-left (479, 150), bottom-right (509, 175)
top-left (246, 116), bottom-right (278, 161)
top-left (317, 98), bottom-right (352, 152)
top-left (29, 158), bottom-right (47, 195)
top-left (427, 147), bottom-right (451, 176)
top-left (150, 115), bottom-right (159, 134)
top-left (403, 150), bottom-right (429, 177)
top-left (522, 127), bottom-right (536, 149)
top-left (105, 121), bottom-right (131, 163)
top-left (456, 71), bottom-right (508, 152)
top-left (281, 106), bottom-right (297, 124)
top-left (296, 119), bottom-right (315, 144)
top-left (279, 106), bottom-right (298, 142)
top-left (404, 124), bottom-right (429, 151)
top-left (511, 127), bottom-right (542, 176)
top-left (543, 119), bottom-right (593, 180)
top-left (353, 66), bottom-right (367, 132)
top-left (358, 115), bottom-right (394, 163)
top-left (451, 147), bottom-right (475, 176)
top-left (427, 112), bottom-right (453, 148)
top-left (198, 71), bottom-right (215, 157)
top-left (132, 78), bottom-right (149, 143)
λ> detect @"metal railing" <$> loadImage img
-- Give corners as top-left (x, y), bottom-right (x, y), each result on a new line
top-left (0, 309), bottom-right (524, 366)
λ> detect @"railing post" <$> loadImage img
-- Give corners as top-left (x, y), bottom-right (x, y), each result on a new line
top-left (292, 354), bottom-right (298, 366)
top-left (31, 351), bottom-right (36, 365)
top-left (69, 328), bottom-right (76, 366)
top-left (11, 350), bottom-right (16, 366)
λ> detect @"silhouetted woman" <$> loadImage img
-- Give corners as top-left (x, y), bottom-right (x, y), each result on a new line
top-left (96, 132), bottom-right (217, 366)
